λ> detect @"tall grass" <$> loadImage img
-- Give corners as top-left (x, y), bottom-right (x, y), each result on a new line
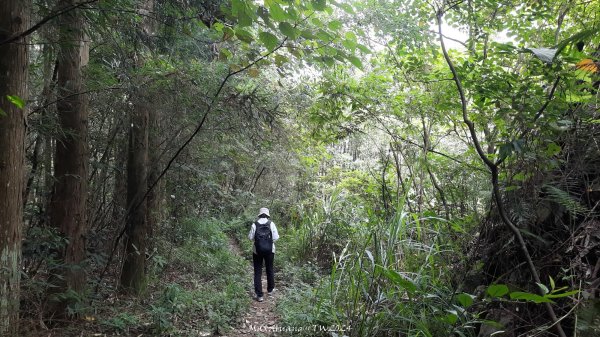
top-left (278, 195), bottom-right (479, 337)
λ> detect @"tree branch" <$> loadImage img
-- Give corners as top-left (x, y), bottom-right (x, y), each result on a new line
top-left (0, 0), bottom-right (98, 46)
top-left (436, 10), bottom-right (567, 337)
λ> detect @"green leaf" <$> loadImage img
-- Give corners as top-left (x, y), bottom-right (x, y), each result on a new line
top-left (442, 311), bottom-right (458, 324)
top-left (274, 54), bottom-right (289, 67)
top-left (287, 46), bottom-right (303, 58)
top-left (286, 7), bottom-right (298, 20)
top-left (0, 108), bottom-right (6, 117)
top-left (342, 38), bottom-right (357, 50)
top-left (278, 22), bottom-right (299, 39)
top-left (357, 44), bottom-right (371, 54)
top-left (487, 284), bottom-right (509, 298)
top-left (316, 29), bottom-right (333, 42)
top-left (300, 29), bottom-right (316, 40)
top-left (523, 47), bottom-right (557, 64)
top-left (257, 6), bottom-right (275, 29)
top-left (269, 3), bottom-right (289, 22)
top-left (555, 28), bottom-right (599, 56)
top-left (543, 184), bottom-right (588, 215)
top-left (235, 28), bottom-right (254, 43)
top-left (509, 291), bottom-right (554, 303)
top-left (499, 142), bottom-right (513, 160)
top-left (248, 68), bottom-right (260, 78)
top-left (219, 48), bottom-right (232, 60)
top-left (237, 11), bottom-right (253, 27)
top-left (347, 55), bottom-right (363, 69)
top-left (549, 276), bottom-right (555, 291)
top-left (212, 22), bottom-right (224, 32)
top-left (259, 31), bottom-right (279, 51)
top-left (545, 290), bottom-right (579, 299)
top-left (494, 42), bottom-right (517, 53)
top-left (537, 283), bottom-right (549, 295)
top-left (231, 0), bottom-right (243, 16)
top-left (456, 293), bottom-right (474, 308)
top-left (312, 0), bottom-right (326, 11)
top-left (383, 269), bottom-right (417, 294)
top-left (223, 26), bottom-right (234, 40)
top-left (545, 142), bottom-right (561, 156)
top-left (6, 95), bottom-right (25, 109)
top-left (321, 56), bottom-right (335, 67)
top-left (311, 17), bottom-right (324, 27)
top-left (322, 46), bottom-right (338, 56)
top-left (328, 20), bottom-right (342, 30)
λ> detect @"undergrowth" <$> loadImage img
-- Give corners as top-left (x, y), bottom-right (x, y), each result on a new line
top-left (273, 193), bottom-right (484, 337)
top-left (94, 218), bottom-right (249, 336)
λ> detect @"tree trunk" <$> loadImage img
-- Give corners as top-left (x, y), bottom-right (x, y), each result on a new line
top-left (120, 92), bottom-right (149, 294)
top-left (0, 0), bottom-right (29, 334)
top-left (112, 137), bottom-right (128, 224)
top-left (146, 102), bottom-right (161, 252)
top-left (47, 0), bottom-right (89, 316)
top-left (421, 117), bottom-right (450, 220)
top-left (120, 0), bottom-right (155, 294)
top-left (24, 51), bottom-right (57, 210)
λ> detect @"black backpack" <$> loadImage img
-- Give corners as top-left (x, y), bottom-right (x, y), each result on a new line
top-left (254, 220), bottom-right (273, 255)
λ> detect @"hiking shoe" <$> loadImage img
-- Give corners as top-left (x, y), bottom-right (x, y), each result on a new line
top-left (268, 288), bottom-right (275, 294)
top-left (257, 296), bottom-right (264, 302)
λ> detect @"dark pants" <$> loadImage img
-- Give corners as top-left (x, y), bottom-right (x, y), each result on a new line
top-left (253, 252), bottom-right (274, 297)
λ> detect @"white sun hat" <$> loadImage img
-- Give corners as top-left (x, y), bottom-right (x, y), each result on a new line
top-left (258, 207), bottom-right (270, 217)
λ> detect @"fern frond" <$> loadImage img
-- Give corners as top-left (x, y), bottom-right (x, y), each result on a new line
top-left (543, 184), bottom-right (588, 216)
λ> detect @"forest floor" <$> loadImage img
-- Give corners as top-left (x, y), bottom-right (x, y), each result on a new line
top-left (227, 237), bottom-right (283, 337)
top-left (18, 221), bottom-right (286, 337)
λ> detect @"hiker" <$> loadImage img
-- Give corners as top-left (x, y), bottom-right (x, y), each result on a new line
top-left (248, 207), bottom-right (279, 302)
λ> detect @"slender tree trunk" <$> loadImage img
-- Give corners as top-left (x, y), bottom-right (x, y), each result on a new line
top-left (0, 0), bottom-right (29, 334)
top-left (421, 118), bottom-right (450, 220)
top-left (120, 91), bottom-right (149, 294)
top-left (47, 0), bottom-right (89, 316)
top-left (380, 150), bottom-right (391, 216)
top-left (146, 102), bottom-right (161, 250)
top-left (24, 50), bottom-right (56, 209)
top-left (120, 0), bottom-right (154, 294)
top-left (394, 143), bottom-right (414, 213)
top-left (112, 138), bottom-right (128, 223)
top-left (24, 135), bottom-right (42, 206)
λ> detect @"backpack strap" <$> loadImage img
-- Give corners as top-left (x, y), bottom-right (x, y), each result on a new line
top-left (265, 220), bottom-right (272, 238)
top-left (255, 220), bottom-right (271, 227)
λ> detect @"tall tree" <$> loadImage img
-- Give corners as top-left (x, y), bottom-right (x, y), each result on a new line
top-left (47, 0), bottom-right (89, 315)
top-left (0, 1), bottom-right (29, 334)
top-left (120, 0), bottom-right (154, 294)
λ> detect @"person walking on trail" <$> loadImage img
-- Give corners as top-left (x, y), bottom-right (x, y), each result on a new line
top-left (248, 207), bottom-right (279, 302)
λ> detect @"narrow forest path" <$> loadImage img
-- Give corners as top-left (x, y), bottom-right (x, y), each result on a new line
top-left (227, 237), bottom-right (282, 337)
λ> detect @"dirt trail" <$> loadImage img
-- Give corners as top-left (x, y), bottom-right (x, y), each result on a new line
top-left (227, 237), bottom-right (282, 337)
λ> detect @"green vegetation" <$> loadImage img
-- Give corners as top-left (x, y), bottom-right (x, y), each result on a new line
top-left (102, 219), bottom-right (249, 335)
